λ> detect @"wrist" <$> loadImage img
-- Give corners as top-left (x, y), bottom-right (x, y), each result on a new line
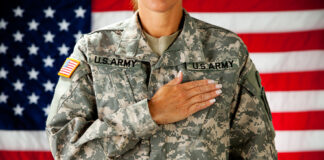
top-left (148, 100), bottom-right (162, 124)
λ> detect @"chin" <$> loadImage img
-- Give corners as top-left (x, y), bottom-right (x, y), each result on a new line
top-left (141, 0), bottom-right (181, 12)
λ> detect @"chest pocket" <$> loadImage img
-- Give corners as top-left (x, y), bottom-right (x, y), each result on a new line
top-left (105, 65), bottom-right (149, 108)
top-left (172, 69), bottom-right (223, 137)
top-left (164, 62), bottom-right (238, 138)
top-left (108, 69), bottom-right (136, 107)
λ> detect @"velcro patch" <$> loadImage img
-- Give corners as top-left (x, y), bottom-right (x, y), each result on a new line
top-left (187, 59), bottom-right (239, 71)
top-left (90, 55), bottom-right (139, 68)
top-left (58, 58), bottom-right (80, 78)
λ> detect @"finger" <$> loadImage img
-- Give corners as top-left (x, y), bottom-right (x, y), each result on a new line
top-left (181, 79), bottom-right (216, 90)
top-left (167, 71), bottom-right (183, 85)
top-left (188, 99), bottom-right (216, 116)
top-left (186, 89), bottom-right (222, 106)
top-left (185, 83), bottom-right (222, 99)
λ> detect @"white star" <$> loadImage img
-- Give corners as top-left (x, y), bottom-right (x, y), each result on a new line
top-left (58, 19), bottom-right (70, 31)
top-left (43, 55), bottom-right (55, 67)
top-left (13, 6), bottom-right (24, 17)
top-left (74, 31), bottom-right (83, 42)
top-left (0, 43), bottom-right (8, 54)
top-left (0, 19), bottom-right (8, 29)
top-left (43, 80), bottom-right (55, 92)
top-left (28, 92), bottom-right (39, 104)
top-left (0, 92), bottom-right (8, 103)
top-left (43, 105), bottom-right (50, 116)
top-left (44, 6), bottom-right (55, 18)
top-left (43, 31), bottom-right (55, 43)
top-left (13, 55), bottom-right (24, 67)
top-left (13, 79), bottom-right (24, 91)
top-left (58, 44), bottom-right (69, 56)
top-left (28, 68), bottom-right (39, 80)
top-left (74, 6), bottom-right (86, 18)
top-left (13, 104), bottom-right (24, 116)
top-left (13, 31), bottom-right (24, 42)
top-left (27, 43), bottom-right (39, 55)
top-left (28, 19), bottom-right (39, 31)
top-left (0, 68), bottom-right (8, 79)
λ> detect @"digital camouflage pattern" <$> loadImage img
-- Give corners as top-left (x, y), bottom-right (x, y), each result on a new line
top-left (46, 10), bottom-right (277, 160)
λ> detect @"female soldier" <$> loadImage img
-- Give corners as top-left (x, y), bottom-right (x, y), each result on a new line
top-left (46, 0), bottom-right (277, 159)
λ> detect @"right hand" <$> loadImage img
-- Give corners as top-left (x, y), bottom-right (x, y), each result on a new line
top-left (148, 71), bottom-right (222, 124)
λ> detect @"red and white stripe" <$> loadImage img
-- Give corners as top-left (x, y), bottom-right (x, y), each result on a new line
top-left (58, 60), bottom-right (79, 76)
top-left (2, 0), bottom-right (323, 159)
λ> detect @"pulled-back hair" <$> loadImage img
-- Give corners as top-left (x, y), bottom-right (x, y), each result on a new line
top-left (131, 0), bottom-right (138, 11)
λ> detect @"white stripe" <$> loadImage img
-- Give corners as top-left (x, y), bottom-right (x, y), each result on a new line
top-left (250, 50), bottom-right (324, 73)
top-left (91, 10), bottom-right (324, 33)
top-left (266, 90), bottom-right (324, 112)
top-left (276, 130), bottom-right (324, 152)
top-left (67, 64), bottom-right (76, 68)
top-left (190, 10), bottom-right (324, 33)
top-left (68, 62), bottom-right (77, 66)
top-left (61, 68), bottom-right (73, 72)
top-left (60, 68), bottom-right (72, 72)
top-left (60, 71), bottom-right (71, 75)
top-left (92, 11), bottom-right (133, 31)
top-left (64, 66), bottom-right (74, 70)
top-left (0, 130), bottom-right (49, 150)
top-left (1, 130), bottom-right (324, 152)
top-left (67, 62), bottom-right (77, 66)
top-left (62, 66), bottom-right (73, 70)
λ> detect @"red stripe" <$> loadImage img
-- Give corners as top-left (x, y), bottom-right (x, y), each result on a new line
top-left (62, 66), bottom-right (74, 70)
top-left (60, 69), bottom-right (73, 73)
top-left (239, 30), bottom-right (324, 52)
top-left (60, 68), bottom-right (72, 72)
top-left (183, 0), bottom-right (324, 12)
top-left (64, 66), bottom-right (74, 70)
top-left (67, 62), bottom-right (77, 66)
top-left (272, 111), bottom-right (324, 130)
top-left (60, 70), bottom-right (71, 74)
top-left (62, 66), bottom-right (73, 70)
top-left (59, 71), bottom-right (71, 75)
top-left (66, 64), bottom-right (76, 69)
top-left (0, 151), bottom-right (53, 160)
top-left (68, 61), bottom-right (77, 65)
top-left (1, 150), bottom-right (324, 160)
top-left (260, 71), bottom-right (324, 91)
top-left (62, 68), bottom-right (72, 72)
top-left (67, 64), bottom-right (77, 68)
top-left (92, 0), bottom-right (324, 12)
top-left (278, 151), bottom-right (324, 160)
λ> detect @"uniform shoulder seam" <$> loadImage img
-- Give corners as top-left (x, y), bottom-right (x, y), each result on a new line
top-left (193, 17), bottom-right (235, 35)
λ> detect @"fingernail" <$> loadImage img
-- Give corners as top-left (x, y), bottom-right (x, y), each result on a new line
top-left (177, 71), bottom-right (182, 77)
top-left (209, 99), bottom-right (216, 103)
top-left (208, 80), bottom-right (215, 84)
top-left (216, 90), bottom-right (222, 94)
top-left (215, 84), bottom-right (222, 89)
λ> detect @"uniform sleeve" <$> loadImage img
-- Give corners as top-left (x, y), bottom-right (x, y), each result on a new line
top-left (229, 45), bottom-right (277, 159)
top-left (46, 37), bottom-right (159, 160)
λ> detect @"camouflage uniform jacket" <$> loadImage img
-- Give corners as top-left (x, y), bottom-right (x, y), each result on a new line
top-left (46, 10), bottom-right (277, 160)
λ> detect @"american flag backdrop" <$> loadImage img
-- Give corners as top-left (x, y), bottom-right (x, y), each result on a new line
top-left (0, 0), bottom-right (323, 159)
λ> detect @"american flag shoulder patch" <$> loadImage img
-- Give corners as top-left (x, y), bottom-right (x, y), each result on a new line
top-left (58, 58), bottom-right (80, 78)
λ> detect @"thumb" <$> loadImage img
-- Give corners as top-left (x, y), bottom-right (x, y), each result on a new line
top-left (167, 71), bottom-right (183, 85)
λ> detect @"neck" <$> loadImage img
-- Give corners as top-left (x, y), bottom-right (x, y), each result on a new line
top-left (138, 4), bottom-right (183, 38)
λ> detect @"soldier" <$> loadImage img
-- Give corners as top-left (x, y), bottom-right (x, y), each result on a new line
top-left (46, 0), bottom-right (277, 159)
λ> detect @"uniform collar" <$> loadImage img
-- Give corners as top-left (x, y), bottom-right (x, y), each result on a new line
top-left (115, 9), bottom-right (205, 68)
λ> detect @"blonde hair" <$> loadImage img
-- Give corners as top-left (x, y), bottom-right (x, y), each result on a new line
top-left (131, 0), bottom-right (138, 11)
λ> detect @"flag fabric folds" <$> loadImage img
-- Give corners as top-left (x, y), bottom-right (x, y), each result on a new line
top-left (0, 0), bottom-right (90, 159)
top-left (0, 0), bottom-right (323, 159)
